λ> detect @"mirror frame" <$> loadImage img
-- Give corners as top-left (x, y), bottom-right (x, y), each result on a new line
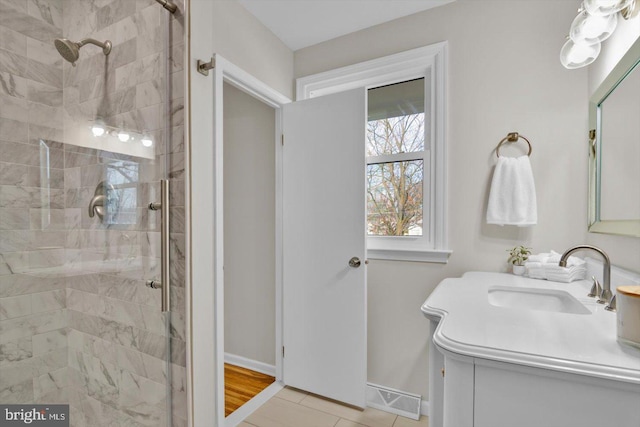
top-left (588, 37), bottom-right (640, 238)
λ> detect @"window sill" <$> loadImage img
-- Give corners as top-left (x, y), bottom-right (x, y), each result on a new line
top-left (367, 248), bottom-right (453, 263)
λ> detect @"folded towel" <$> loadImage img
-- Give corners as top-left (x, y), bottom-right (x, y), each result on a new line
top-left (486, 156), bottom-right (537, 226)
top-left (545, 264), bottom-right (586, 283)
top-left (546, 251), bottom-right (562, 264)
top-left (525, 262), bottom-right (546, 279)
top-left (524, 250), bottom-right (585, 282)
top-left (561, 256), bottom-right (585, 267)
top-left (527, 253), bottom-right (549, 263)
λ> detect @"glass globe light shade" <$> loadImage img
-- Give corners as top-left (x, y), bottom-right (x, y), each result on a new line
top-left (117, 131), bottom-right (130, 142)
top-left (560, 39), bottom-right (601, 69)
top-left (583, 0), bottom-right (635, 16)
top-left (570, 11), bottom-right (617, 45)
top-left (91, 124), bottom-right (105, 137)
top-left (141, 136), bottom-right (153, 147)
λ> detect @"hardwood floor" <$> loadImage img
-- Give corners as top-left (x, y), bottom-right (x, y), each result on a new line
top-left (225, 363), bottom-right (275, 416)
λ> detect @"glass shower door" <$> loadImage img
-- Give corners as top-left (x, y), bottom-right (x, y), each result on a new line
top-left (0, 0), bottom-right (187, 426)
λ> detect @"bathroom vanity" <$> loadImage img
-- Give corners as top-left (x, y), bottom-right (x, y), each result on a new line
top-left (422, 272), bottom-right (640, 427)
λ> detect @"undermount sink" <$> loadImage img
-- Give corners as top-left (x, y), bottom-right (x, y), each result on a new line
top-left (488, 286), bottom-right (591, 315)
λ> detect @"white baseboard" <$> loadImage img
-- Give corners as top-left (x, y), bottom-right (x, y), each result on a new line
top-left (421, 400), bottom-right (429, 416)
top-left (224, 352), bottom-right (276, 377)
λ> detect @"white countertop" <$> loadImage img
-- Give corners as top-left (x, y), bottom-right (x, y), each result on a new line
top-left (422, 272), bottom-right (640, 385)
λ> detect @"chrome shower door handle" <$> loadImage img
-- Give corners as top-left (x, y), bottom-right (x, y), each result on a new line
top-left (147, 180), bottom-right (170, 312)
top-left (88, 194), bottom-right (106, 218)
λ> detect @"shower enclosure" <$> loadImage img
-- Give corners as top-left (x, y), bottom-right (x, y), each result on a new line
top-left (0, 0), bottom-right (187, 426)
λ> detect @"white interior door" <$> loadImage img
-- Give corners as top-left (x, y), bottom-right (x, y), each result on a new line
top-left (283, 88), bottom-right (367, 408)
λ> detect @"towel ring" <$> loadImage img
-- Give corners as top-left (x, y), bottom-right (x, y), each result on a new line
top-left (496, 132), bottom-right (532, 158)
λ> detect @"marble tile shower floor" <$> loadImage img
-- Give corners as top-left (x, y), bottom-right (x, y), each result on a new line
top-left (239, 387), bottom-right (429, 427)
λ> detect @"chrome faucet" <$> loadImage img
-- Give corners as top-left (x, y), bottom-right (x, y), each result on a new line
top-left (559, 245), bottom-right (614, 309)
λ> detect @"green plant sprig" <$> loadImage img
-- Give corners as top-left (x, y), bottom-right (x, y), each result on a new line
top-left (507, 245), bottom-right (532, 266)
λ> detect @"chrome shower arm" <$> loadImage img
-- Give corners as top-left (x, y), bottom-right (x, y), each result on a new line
top-left (77, 38), bottom-right (112, 55)
top-left (155, 0), bottom-right (177, 13)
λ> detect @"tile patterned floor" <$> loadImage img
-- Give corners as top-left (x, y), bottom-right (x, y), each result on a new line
top-left (239, 387), bottom-right (429, 427)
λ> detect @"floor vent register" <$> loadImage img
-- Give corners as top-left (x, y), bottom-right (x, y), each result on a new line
top-left (366, 383), bottom-right (421, 420)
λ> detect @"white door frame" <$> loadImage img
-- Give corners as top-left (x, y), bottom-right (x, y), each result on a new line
top-left (190, 52), bottom-right (291, 427)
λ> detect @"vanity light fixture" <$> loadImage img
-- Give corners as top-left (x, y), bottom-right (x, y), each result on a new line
top-left (561, 0), bottom-right (639, 69)
top-left (90, 121), bottom-right (154, 147)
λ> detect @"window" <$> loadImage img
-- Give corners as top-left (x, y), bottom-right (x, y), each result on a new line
top-left (297, 43), bottom-right (451, 262)
top-left (105, 160), bottom-right (139, 226)
top-left (367, 79), bottom-right (426, 239)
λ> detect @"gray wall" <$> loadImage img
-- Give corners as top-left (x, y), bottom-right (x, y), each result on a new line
top-left (198, 0), bottom-right (634, 406)
top-left (193, 0), bottom-right (292, 371)
top-left (223, 82), bottom-right (276, 366)
top-left (210, 0), bottom-right (294, 100)
top-left (294, 0), bottom-right (589, 397)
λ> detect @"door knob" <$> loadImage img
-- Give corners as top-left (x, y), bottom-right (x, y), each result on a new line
top-left (348, 257), bottom-right (361, 268)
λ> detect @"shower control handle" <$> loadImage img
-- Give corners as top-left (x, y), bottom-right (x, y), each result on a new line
top-left (88, 195), bottom-right (106, 219)
top-left (88, 180), bottom-right (114, 221)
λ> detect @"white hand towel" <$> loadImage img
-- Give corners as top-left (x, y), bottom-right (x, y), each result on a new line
top-left (486, 156), bottom-right (537, 226)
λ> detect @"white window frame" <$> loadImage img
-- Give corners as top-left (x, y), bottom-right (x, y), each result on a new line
top-left (366, 77), bottom-right (430, 254)
top-left (296, 42), bottom-right (451, 263)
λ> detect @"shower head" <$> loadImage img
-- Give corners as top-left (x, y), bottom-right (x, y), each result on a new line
top-left (54, 38), bottom-right (80, 63)
top-left (54, 38), bottom-right (112, 66)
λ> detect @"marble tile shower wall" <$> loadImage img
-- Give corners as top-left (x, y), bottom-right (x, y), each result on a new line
top-left (61, 0), bottom-right (187, 426)
top-left (0, 0), bottom-right (187, 426)
top-left (0, 0), bottom-right (69, 409)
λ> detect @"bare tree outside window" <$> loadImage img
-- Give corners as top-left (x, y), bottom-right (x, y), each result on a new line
top-left (366, 113), bottom-right (425, 236)
top-left (366, 113), bottom-right (425, 156)
top-left (106, 160), bottom-right (139, 225)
